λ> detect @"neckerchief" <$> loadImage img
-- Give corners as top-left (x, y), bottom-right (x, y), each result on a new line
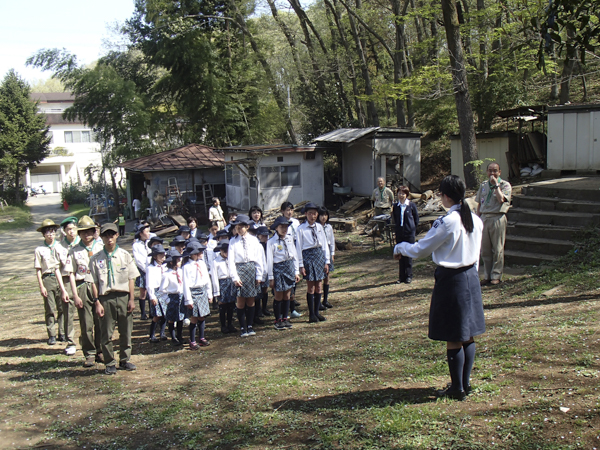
top-left (277, 236), bottom-right (290, 260)
top-left (378, 187), bottom-right (386, 202)
top-left (174, 268), bottom-right (182, 284)
top-left (83, 240), bottom-right (98, 257)
top-left (308, 223), bottom-right (319, 247)
top-left (194, 261), bottom-right (204, 278)
top-left (103, 245), bottom-right (119, 287)
top-left (241, 235), bottom-right (248, 262)
top-left (485, 177), bottom-right (503, 204)
top-left (44, 240), bottom-right (56, 250)
top-left (63, 235), bottom-right (80, 249)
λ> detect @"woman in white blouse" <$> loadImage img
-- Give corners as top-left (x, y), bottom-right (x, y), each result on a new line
top-left (182, 242), bottom-right (213, 349)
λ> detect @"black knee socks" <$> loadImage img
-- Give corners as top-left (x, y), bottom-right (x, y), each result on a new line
top-left (176, 321), bottom-right (183, 341)
top-left (219, 304), bottom-right (226, 328)
top-left (160, 317), bottom-right (167, 337)
top-left (462, 341), bottom-right (476, 388)
top-left (198, 320), bottom-right (205, 340)
top-left (262, 292), bottom-right (269, 312)
top-left (149, 320), bottom-right (157, 338)
top-left (273, 300), bottom-right (281, 320)
top-left (447, 347), bottom-right (465, 392)
top-left (290, 297), bottom-right (296, 313)
top-left (226, 304), bottom-right (234, 325)
top-left (323, 285), bottom-right (330, 303)
top-left (283, 300), bottom-right (290, 318)
top-left (246, 305), bottom-right (255, 328)
top-left (139, 299), bottom-right (146, 316)
top-left (314, 293), bottom-right (323, 314)
top-left (189, 322), bottom-right (197, 343)
top-left (168, 322), bottom-right (176, 340)
top-left (237, 307), bottom-right (246, 330)
top-left (306, 293), bottom-right (315, 316)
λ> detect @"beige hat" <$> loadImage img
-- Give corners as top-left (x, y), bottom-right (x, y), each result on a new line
top-left (77, 215), bottom-right (96, 232)
top-left (36, 219), bottom-right (58, 233)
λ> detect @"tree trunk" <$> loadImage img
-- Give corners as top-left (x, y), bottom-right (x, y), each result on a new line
top-left (441, 0), bottom-right (478, 188)
top-left (14, 165), bottom-right (21, 204)
top-left (559, 28), bottom-right (577, 104)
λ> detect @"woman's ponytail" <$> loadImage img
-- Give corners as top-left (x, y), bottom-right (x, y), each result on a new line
top-left (439, 176), bottom-right (474, 233)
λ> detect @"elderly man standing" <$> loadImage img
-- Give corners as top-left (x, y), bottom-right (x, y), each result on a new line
top-left (476, 162), bottom-right (512, 286)
top-left (372, 177), bottom-right (395, 216)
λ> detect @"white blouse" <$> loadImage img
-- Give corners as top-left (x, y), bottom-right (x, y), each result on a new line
top-left (394, 205), bottom-right (483, 269)
top-left (132, 239), bottom-right (151, 272)
top-left (266, 234), bottom-right (299, 280)
top-left (296, 221), bottom-right (331, 268)
top-left (159, 268), bottom-right (183, 295)
top-left (146, 262), bottom-right (165, 300)
top-left (210, 254), bottom-right (230, 297)
top-left (182, 260), bottom-right (213, 305)
top-left (323, 223), bottom-right (335, 258)
top-left (227, 233), bottom-right (266, 283)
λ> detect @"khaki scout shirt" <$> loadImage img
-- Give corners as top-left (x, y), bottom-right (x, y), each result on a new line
top-left (70, 240), bottom-right (103, 283)
top-left (34, 244), bottom-right (60, 274)
top-left (475, 179), bottom-right (512, 215)
top-left (89, 247), bottom-right (140, 295)
top-left (55, 243), bottom-right (73, 277)
top-left (372, 187), bottom-right (395, 210)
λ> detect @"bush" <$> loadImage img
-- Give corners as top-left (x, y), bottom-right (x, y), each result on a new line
top-left (61, 182), bottom-right (88, 204)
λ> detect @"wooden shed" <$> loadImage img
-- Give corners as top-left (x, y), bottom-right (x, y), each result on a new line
top-left (547, 103), bottom-right (600, 173)
top-left (313, 127), bottom-right (421, 196)
top-left (119, 144), bottom-right (224, 221)
top-left (216, 144), bottom-right (325, 212)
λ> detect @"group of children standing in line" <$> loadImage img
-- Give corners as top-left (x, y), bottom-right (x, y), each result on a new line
top-left (34, 200), bottom-right (336, 374)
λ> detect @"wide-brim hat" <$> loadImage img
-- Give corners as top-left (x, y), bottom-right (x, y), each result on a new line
top-left (197, 232), bottom-right (209, 241)
top-left (170, 235), bottom-right (187, 246)
top-left (270, 216), bottom-right (291, 230)
top-left (215, 229), bottom-right (229, 239)
top-left (100, 223), bottom-right (119, 235)
top-left (183, 242), bottom-right (206, 257)
top-left (254, 226), bottom-right (270, 236)
top-left (231, 214), bottom-right (252, 226)
top-left (134, 222), bottom-right (150, 237)
top-left (77, 215), bottom-right (96, 231)
top-left (37, 219), bottom-right (58, 232)
top-left (168, 248), bottom-right (182, 258)
top-left (149, 236), bottom-right (164, 245)
top-left (214, 239), bottom-right (229, 252)
top-left (301, 202), bottom-right (319, 213)
top-left (151, 244), bottom-right (166, 255)
top-left (179, 225), bottom-right (191, 234)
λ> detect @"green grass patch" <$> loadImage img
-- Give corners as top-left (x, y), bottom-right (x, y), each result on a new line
top-left (0, 204), bottom-right (32, 231)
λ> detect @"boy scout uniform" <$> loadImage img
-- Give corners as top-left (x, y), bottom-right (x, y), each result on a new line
top-left (89, 232), bottom-right (139, 368)
top-left (56, 238), bottom-right (76, 350)
top-left (70, 216), bottom-right (104, 360)
top-left (34, 240), bottom-right (64, 339)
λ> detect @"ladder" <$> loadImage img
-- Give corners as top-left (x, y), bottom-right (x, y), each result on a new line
top-left (201, 183), bottom-right (213, 215)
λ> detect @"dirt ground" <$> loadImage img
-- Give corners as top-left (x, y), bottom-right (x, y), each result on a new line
top-left (0, 196), bottom-right (598, 449)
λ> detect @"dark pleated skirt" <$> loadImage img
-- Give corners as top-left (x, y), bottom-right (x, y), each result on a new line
top-left (135, 269), bottom-right (146, 288)
top-left (166, 293), bottom-right (187, 322)
top-left (190, 287), bottom-right (210, 318)
top-left (302, 247), bottom-right (326, 281)
top-left (218, 278), bottom-right (236, 304)
top-left (428, 265), bottom-right (486, 342)
top-left (149, 288), bottom-right (167, 317)
top-left (235, 262), bottom-right (259, 298)
top-left (273, 259), bottom-right (296, 292)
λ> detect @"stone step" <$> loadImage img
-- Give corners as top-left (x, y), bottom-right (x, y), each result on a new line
top-left (512, 195), bottom-right (600, 214)
top-left (522, 185), bottom-right (600, 202)
top-left (506, 222), bottom-right (580, 241)
top-left (507, 208), bottom-right (600, 228)
top-left (505, 249), bottom-right (556, 266)
top-left (504, 235), bottom-right (574, 256)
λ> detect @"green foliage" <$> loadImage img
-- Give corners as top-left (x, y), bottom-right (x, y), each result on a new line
top-left (0, 203), bottom-right (32, 232)
top-left (0, 70), bottom-right (51, 204)
top-left (464, 158), bottom-right (496, 185)
top-left (60, 182), bottom-right (89, 205)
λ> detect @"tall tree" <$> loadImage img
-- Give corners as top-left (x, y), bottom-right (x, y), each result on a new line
top-left (0, 70), bottom-right (51, 203)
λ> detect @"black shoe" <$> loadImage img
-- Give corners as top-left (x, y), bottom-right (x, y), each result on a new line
top-left (262, 309), bottom-right (273, 316)
top-left (283, 319), bottom-right (292, 329)
top-left (221, 326), bottom-right (229, 334)
top-left (172, 338), bottom-right (183, 346)
top-left (309, 315), bottom-right (319, 323)
top-left (227, 324), bottom-right (237, 333)
top-left (160, 333), bottom-right (168, 341)
top-left (323, 301), bottom-right (333, 308)
top-left (253, 316), bottom-right (264, 325)
top-left (316, 313), bottom-right (327, 322)
top-left (95, 353), bottom-right (105, 364)
top-left (105, 365), bottom-right (117, 375)
top-left (119, 361), bottom-right (137, 371)
top-left (435, 386), bottom-right (466, 401)
top-left (293, 300), bottom-right (300, 307)
top-left (150, 336), bottom-right (159, 343)
top-left (446, 382), bottom-right (472, 395)
top-left (57, 334), bottom-right (66, 342)
top-left (47, 336), bottom-right (56, 345)
top-left (396, 279), bottom-right (403, 284)
top-left (318, 303), bottom-right (326, 311)
top-left (256, 309), bottom-right (264, 318)
top-left (141, 314), bottom-right (149, 320)
top-left (405, 278), bottom-right (412, 284)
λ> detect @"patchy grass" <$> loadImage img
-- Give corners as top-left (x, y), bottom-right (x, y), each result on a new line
top-left (63, 203), bottom-right (89, 219)
top-left (0, 204), bottom-right (32, 232)
top-left (0, 231), bottom-right (599, 448)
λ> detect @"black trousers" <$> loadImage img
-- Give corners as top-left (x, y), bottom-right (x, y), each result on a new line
top-left (396, 234), bottom-right (415, 282)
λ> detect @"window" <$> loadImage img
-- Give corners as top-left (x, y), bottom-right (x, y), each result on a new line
top-left (48, 131), bottom-right (54, 144)
top-left (63, 130), bottom-right (94, 144)
top-left (259, 165), bottom-right (301, 188)
top-left (225, 165), bottom-right (241, 186)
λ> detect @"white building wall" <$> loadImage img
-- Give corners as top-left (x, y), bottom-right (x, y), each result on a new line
top-left (451, 135), bottom-right (511, 178)
top-left (342, 141), bottom-right (374, 197)
top-left (548, 109), bottom-right (600, 170)
top-left (374, 136), bottom-right (421, 191)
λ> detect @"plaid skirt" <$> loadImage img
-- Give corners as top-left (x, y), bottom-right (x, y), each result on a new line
top-left (235, 262), bottom-right (259, 298)
top-left (135, 269), bottom-right (146, 289)
top-left (166, 293), bottom-right (188, 322)
top-left (149, 289), bottom-right (168, 317)
top-left (218, 278), bottom-right (236, 304)
top-left (328, 262), bottom-right (335, 273)
top-left (189, 286), bottom-right (210, 318)
top-left (302, 247), bottom-right (326, 281)
top-left (273, 259), bottom-right (296, 292)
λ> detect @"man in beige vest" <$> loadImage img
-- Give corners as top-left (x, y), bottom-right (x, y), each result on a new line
top-left (476, 162), bottom-right (512, 285)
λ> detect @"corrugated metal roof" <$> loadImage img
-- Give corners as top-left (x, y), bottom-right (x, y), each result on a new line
top-left (119, 144), bottom-right (224, 172)
top-left (30, 92), bottom-right (75, 103)
top-left (215, 144), bottom-right (315, 153)
top-left (312, 127), bottom-right (380, 143)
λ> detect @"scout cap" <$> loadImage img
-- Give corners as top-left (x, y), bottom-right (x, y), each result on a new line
top-left (149, 236), bottom-right (164, 246)
top-left (197, 232), bottom-right (209, 241)
top-left (151, 244), bottom-right (166, 255)
top-left (231, 214), bottom-right (252, 226)
top-left (60, 216), bottom-right (78, 228)
top-left (255, 226), bottom-right (269, 236)
top-left (301, 202), bottom-right (319, 213)
top-left (134, 222), bottom-right (150, 238)
top-left (168, 248), bottom-right (182, 258)
top-left (270, 216), bottom-right (291, 230)
top-left (214, 239), bottom-right (229, 252)
top-left (170, 235), bottom-right (186, 247)
top-left (215, 229), bottom-right (229, 239)
top-left (37, 219), bottom-right (58, 233)
top-left (179, 225), bottom-right (191, 234)
top-left (100, 223), bottom-right (119, 235)
top-left (183, 242), bottom-right (205, 257)
top-left (77, 215), bottom-right (96, 231)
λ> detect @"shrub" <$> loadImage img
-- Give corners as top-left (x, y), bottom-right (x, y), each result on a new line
top-left (61, 182), bottom-right (88, 204)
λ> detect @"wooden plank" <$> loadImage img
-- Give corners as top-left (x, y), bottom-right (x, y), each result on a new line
top-left (168, 214), bottom-right (187, 227)
top-left (152, 225), bottom-right (178, 237)
top-left (343, 198), bottom-right (368, 215)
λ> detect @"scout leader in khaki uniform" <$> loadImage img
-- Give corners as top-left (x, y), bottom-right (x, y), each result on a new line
top-left (57, 216), bottom-right (80, 356)
top-left (68, 216), bottom-right (104, 368)
top-left (475, 162), bottom-right (512, 285)
top-left (34, 219), bottom-right (70, 346)
top-left (89, 223), bottom-right (139, 375)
